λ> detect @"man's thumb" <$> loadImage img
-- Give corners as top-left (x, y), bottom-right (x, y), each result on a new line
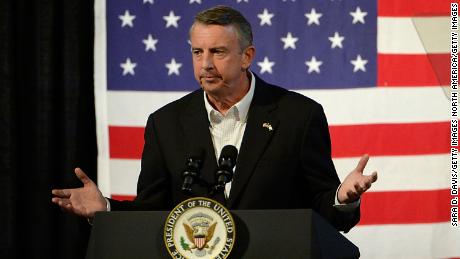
top-left (355, 154), bottom-right (370, 173)
top-left (75, 167), bottom-right (92, 185)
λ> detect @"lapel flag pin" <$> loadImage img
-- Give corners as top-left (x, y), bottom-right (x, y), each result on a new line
top-left (262, 122), bottom-right (273, 131)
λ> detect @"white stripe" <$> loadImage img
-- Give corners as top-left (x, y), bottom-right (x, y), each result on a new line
top-left (94, 0), bottom-right (110, 196)
top-left (109, 159), bottom-right (140, 196)
top-left (107, 87), bottom-right (449, 126)
top-left (108, 91), bottom-right (187, 126)
top-left (333, 154), bottom-right (450, 192)
top-left (345, 223), bottom-right (460, 259)
top-left (109, 154), bottom-right (449, 195)
top-left (297, 87), bottom-right (448, 125)
top-left (378, 17), bottom-right (450, 54)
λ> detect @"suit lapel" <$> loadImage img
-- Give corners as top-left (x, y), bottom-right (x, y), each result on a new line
top-left (228, 79), bottom-right (279, 207)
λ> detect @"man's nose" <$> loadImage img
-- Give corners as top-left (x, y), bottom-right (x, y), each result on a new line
top-left (201, 52), bottom-right (213, 70)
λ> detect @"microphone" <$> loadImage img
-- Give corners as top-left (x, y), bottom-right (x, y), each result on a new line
top-left (215, 145), bottom-right (238, 192)
top-left (181, 148), bottom-right (204, 194)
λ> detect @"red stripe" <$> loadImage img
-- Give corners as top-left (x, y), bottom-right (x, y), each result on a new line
top-left (378, 0), bottom-right (454, 17)
top-left (377, 54), bottom-right (449, 87)
top-left (330, 121), bottom-right (450, 158)
top-left (359, 189), bottom-right (452, 225)
top-left (110, 122), bottom-right (449, 159)
top-left (109, 126), bottom-right (144, 159)
top-left (111, 194), bottom-right (136, 201)
top-left (428, 54), bottom-right (451, 86)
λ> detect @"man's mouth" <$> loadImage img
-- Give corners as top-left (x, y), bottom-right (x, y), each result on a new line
top-left (201, 75), bottom-right (221, 82)
top-left (201, 73), bottom-right (221, 79)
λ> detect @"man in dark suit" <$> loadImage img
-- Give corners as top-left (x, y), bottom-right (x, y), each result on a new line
top-left (52, 6), bottom-right (377, 232)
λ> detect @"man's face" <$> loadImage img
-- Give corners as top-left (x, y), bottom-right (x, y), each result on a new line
top-left (190, 23), bottom-right (253, 97)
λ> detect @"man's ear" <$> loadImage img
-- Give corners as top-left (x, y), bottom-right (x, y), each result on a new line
top-left (241, 45), bottom-right (256, 70)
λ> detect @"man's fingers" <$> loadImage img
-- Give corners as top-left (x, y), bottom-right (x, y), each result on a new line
top-left (370, 171), bottom-right (378, 182)
top-left (353, 182), bottom-right (361, 193)
top-left (61, 200), bottom-right (72, 207)
top-left (51, 197), bottom-right (60, 205)
top-left (359, 182), bottom-right (369, 192)
top-left (75, 167), bottom-right (92, 185)
top-left (54, 199), bottom-right (79, 215)
top-left (62, 204), bottom-right (75, 214)
top-left (346, 189), bottom-right (359, 201)
top-left (52, 189), bottom-right (71, 198)
top-left (364, 181), bottom-right (371, 189)
top-left (52, 197), bottom-right (71, 207)
top-left (359, 172), bottom-right (377, 192)
top-left (355, 154), bottom-right (370, 173)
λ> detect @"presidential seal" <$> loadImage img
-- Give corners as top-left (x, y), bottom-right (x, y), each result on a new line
top-left (164, 197), bottom-right (235, 259)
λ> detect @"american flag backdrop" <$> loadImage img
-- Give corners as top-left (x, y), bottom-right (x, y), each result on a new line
top-left (93, 0), bottom-right (459, 258)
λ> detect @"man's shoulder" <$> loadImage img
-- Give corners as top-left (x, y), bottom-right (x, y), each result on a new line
top-left (149, 88), bottom-right (203, 119)
top-left (255, 76), bottom-right (321, 110)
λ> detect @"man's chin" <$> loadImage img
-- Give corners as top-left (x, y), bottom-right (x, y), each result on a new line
top-left (200, 81), bottom-right (222, 92)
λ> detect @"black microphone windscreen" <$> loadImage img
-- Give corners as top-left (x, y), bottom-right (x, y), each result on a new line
top-left (219, 145), bottom-right (238, 161)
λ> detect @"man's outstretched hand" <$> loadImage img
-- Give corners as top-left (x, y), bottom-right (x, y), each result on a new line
top-left (338, 154), bottom-right (378, 204)
top-left (52, 168), bottom-right (107, 218)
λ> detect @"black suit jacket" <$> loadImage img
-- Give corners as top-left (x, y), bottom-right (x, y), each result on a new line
top-left (110, 75), bottom-right (359, 232)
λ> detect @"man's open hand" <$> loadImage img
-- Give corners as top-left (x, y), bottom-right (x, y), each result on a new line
top-left (52, 168), bottom-right (107, 218)
top-left (337, 154), bottom-right (378, 204)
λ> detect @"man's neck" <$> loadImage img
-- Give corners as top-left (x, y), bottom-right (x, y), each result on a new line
top-left (206, 73), bottom-right (251, 114)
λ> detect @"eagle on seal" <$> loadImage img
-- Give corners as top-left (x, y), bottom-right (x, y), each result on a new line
top-left (183, 221), bottom-right (217, 250)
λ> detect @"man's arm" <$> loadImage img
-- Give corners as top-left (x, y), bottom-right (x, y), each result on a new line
top-left (52, 113), bottom-right (172, 215)
top-left (109, 113), bottom-right (172, 211)
top-left (300, 103), bottom-right (377, 232)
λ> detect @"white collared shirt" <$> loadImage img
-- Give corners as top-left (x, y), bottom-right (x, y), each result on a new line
top-left (204, 72), bottom-right (256, 198)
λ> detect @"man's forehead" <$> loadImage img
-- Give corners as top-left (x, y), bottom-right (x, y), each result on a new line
top-left (192, 22), bottom-right (237, 31)
top-left (190, 23), bottom-right (238, 41)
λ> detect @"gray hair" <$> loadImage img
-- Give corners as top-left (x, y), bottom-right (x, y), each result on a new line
top-left (190, 5), bottom-right (253, 50)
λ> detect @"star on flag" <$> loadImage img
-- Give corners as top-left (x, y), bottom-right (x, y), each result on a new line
top-left (257, 57), bottom-right (275, 74)
top-left (119, 10), bottom-right (136, 28)
top-left (350, 6), bottom-right (367, 24)
top-left (305, 56), bottom-right (323, 74)
top-left (281, 32), bottom-right (299, 50)
top-left (305, 8), bottom-right (322, 26)
top-left (120, 58), bottom-right (137, 76)
top-left (163, 11), bottom-right (181, 28)
top-left (165, 58), bottom-right (183, 76)
top-left (258, 9), bottom-right (274, 26)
